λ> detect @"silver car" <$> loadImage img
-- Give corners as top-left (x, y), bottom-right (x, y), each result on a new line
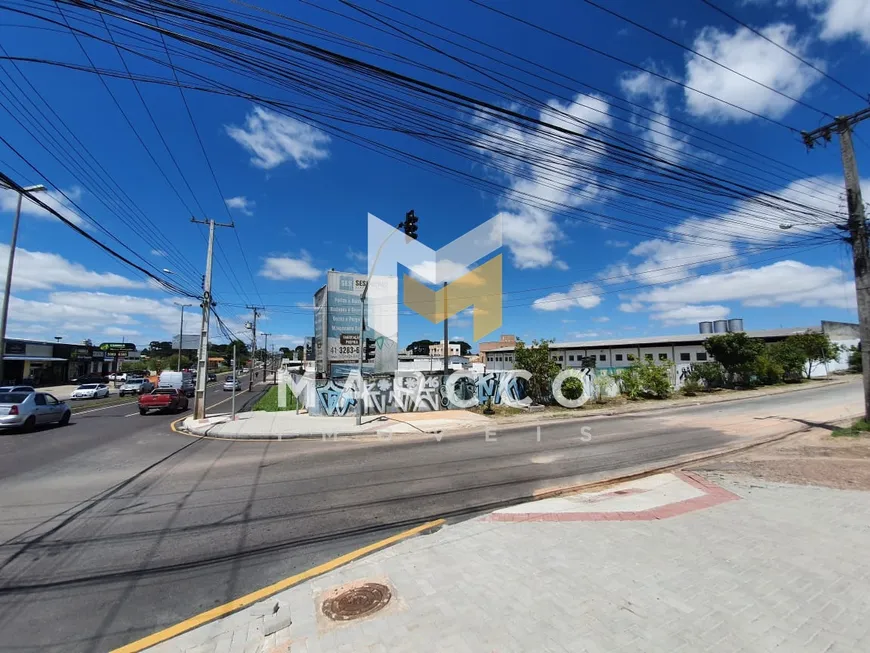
top-left (118, 378), bottom-right (155, 397)
top-left (0, 391), bottom-right (71, 431)
top-left (0, 386), bottom-right (36, 393)
top-left (223, 376), bottom-right (242, 391)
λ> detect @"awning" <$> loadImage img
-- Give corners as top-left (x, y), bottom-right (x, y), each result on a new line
top-left (2, 356), bottom-right (68, 362)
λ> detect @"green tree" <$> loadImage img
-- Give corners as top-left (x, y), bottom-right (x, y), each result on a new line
top-left (514, 339), bottom-right (560, 405)
top-left (687, 361), bottom-right (725, 389)
top-left (769, 339), bottom-right (806, 381)
top-left (614, 360), bottom-right (672, 399)
top-left (560, 376), bottom-right (584, 401)
top-left (754, 350), bottom-right (786, 385)
top-left (786, 332), bottom-right (840, 379)
top-left (406, 339), bottom-right (437, 355)
top-left (703, 333), bottom-right (766, 386)
top-left (848, 344), bottom-right (862, 372)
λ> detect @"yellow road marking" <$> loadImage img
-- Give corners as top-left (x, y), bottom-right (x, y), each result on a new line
top-left (110, 518), bottom-right (446, 653)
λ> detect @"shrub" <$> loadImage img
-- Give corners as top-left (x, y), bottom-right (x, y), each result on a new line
top-left (614, 365), bottom-right (643, 400)
top-left (638, 360), bottom-right (672, 399)
top-left (615, 361), bottom-right (672, 399)
top-left (514, 339), bottom-right (561, 404)
top-left (688, 362), bottom-right (725, 390)
top-left (754, 352), bottom-right (785, 386)
top-left (681, 378), bottom-right (703, 396)
top-left (704, 333), bottom-right (765, 386)
top-left (560, 376), bottom-right (584, 401)
top-left (848, 345), bottom-right (862, 373)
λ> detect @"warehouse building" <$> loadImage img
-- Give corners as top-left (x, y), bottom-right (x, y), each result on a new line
top-left (483, 320), bottom-right (860, 378)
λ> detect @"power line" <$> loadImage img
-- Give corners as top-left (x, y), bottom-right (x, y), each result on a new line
top-left (465, 0), bottom-right (803, 132)
top-left (698, 0), bottom-right (868, 104)
top-left (579, 0), bottom-right (834, 119)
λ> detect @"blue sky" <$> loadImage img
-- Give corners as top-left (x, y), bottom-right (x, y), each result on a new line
top-left (1, 0), bottom-right (868, 351)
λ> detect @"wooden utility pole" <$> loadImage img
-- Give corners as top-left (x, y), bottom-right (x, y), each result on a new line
top-left (191, 217), bottom-right (233, 419)
top-left (245, 305), bottom-right (264, 392)
top-left (803, 107), bottom-right (870, 419)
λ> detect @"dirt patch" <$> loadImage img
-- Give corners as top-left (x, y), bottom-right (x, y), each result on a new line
top-left (692, 425), bottom-right (870, 491)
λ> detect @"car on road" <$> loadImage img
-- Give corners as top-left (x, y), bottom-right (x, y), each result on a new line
top-left (138, 388), bottom-right (189, 415)
top-left (223, 376), bottom-right (242, 391)
top-left (108, 372), bottom-right (127, 382)
top-left (158, 370), bottom-right (195, 397)
top-left (70, 383), bottom-right (110, 400)
top-left (0, 386), bottom-right (36, 393)
top-left (207, 372), bottom-right (217, 383)
top-left (0, 391), bottom-right (70, 431)
top-left (118, 378), bottom-right (155, 397)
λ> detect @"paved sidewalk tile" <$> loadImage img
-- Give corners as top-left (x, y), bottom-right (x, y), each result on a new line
top-left (151, 473), bottom-right (870, 653)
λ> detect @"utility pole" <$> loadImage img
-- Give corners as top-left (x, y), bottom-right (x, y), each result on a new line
top-left (245, 305), bottom-right (264, 392)
top-left (443, 281), bottom-right (449, 376)
top-left (261, 332), bottom-right (271, 383)
top-left (231, 342), bottom-right (237, 419)
top-left (272, 344), bottom-right (277, 384)
top-left (174, 303), bottom-right (193, 372)
top-left (0, 180), bottom-right (45, 384)
top-left (191, 217), bottom-right (234, 419)
top-left (802, 107), bottom-right (870, 419)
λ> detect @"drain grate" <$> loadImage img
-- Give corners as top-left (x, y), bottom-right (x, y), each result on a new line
top-left (322, 583), bottom-right (392, 621)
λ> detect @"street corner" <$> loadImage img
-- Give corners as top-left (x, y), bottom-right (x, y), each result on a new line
top-left (173, 414), bottom-right (232, 436)
top-left (486, 471), bottom-right (740, 523)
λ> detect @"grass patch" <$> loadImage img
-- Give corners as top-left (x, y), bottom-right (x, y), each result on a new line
top-left (253, 385), bottom-right (296, 411)
top-left (831, 419), bottom-right (870, 438)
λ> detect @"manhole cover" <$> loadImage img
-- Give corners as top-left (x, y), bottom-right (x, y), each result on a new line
top-left (322, 583), bottom-right (392, 621)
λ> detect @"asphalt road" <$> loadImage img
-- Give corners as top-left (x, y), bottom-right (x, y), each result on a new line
top-left (0, 379), bottom-right (861, 652)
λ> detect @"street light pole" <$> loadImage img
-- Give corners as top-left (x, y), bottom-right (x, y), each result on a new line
top-left (174, 303), bottom-right (192, 371)
top-left (0, 182), bottom-right (46, 383)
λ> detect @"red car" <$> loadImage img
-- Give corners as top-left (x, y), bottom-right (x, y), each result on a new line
top-left (138, 388), bottom-right (189, 415)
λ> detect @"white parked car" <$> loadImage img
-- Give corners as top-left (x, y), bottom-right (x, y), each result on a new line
top-left (70, 383), bottom-right (110, 400)
top-left (108, 372), bottom-right (127, 382)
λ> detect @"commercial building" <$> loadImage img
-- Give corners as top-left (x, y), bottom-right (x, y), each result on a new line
top-left (483, 321), bottom-right (859, 379)
top-left (428, 340), bottom-right (462, 357)
top-left (478, 334), bottom-right (517, 356)
top-left (398, 353), bottom-right (469, 372)
top-left (1, 339), bottom-right (140, 385)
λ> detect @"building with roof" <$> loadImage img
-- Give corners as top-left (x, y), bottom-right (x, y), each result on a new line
top-left (483, 321), bottom-right (859, 379)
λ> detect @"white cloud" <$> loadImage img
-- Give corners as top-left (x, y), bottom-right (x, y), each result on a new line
top-left (103, 326), bottom-right (142, 337)
top-left (259, 254), bottom-right (321, 280)
top-left (151, 249), bottom-right (167, 257)
top-left (225, 196), bottom-right (255, 216)
top-left (619, 70), bottom-right (687, 164)
top-left (592, 316), bottom-right (610, 323)
top-left (635, 260), bottom-right (856, 310)
top-left (0, 245), bottom-right (146, 291)
top-left (619, 301), bottom-right (644, 313)
top-left (670, 17), bottom-right (688, 29)
top-left (346, 248), bottom-right (367, 264)
top-left (649, 303), bottom-right (730, 326)
top-left (408, 259), bottom-right (476, 285)
top-left (798, 0), bottom-right (870, 45)
top-left (0, 186), bottom-right (86, 227)
top-left (475, 93), bottom-right (613, 269)
top-left (572, 331), bottom-right (600, 339)
top-left (684, 23), bottom-right (823, 122)
top-left (532, 282), bottom-right (602, 311)
top-left (605, 239), bottom-right (630, 248)
top-left (226, 107), bottom-right (330, 170)
top-left (7, 291), bottom-right (185, 341)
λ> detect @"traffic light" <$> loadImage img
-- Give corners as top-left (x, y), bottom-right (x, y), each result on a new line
top-left (364, 338), bottom-right (377, 362)
top-left (401, 209), bottom-right (419, 240)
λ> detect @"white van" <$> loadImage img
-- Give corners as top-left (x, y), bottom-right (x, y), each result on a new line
top-left (158, 371), bottom-right (195, 397)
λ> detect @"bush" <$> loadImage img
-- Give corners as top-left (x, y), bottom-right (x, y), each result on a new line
top-left (614, 365), bottom-right (643, 400)
top-left (638, 360), bottom-right (672, 399)
top-left (688, 362), bottom-right (725, 390)
top-left (848, 345), bottom-right (862, 373)
top-left (560, 376), bottom-right (584, 401)
top-left (615, 360), bottom-right (672, 399)
top-left (681, 378), bottom-right (703, 396)
top-left (593, 372), bottom-right (614, 403)
top-left (754, 352), bottom-right (785, 386)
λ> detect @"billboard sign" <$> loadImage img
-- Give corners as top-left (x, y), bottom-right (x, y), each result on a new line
top-left (313, 286), bottom-right (327, 374)
top-left (171, 335), bottom-right (200, 350)
top-left (99, 342), bottom-right (137, 351)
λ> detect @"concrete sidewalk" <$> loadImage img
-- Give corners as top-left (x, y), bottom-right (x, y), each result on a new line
top-left (144, 469), bottom-right (870, 653)
top-left (181, 409), bottom-right (494, 439)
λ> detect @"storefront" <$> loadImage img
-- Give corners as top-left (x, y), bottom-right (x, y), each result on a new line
top-left (2, 341), bottom-right (70, 385)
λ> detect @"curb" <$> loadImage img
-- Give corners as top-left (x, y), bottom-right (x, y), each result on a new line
top-left (491, 377), bottom-right (853, 429)
top-left (110, 518), bottom-right (446, 653)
